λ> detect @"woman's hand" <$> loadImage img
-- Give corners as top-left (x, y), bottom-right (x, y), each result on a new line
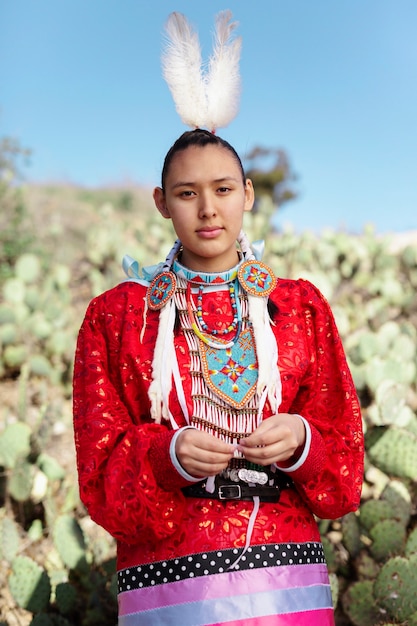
top-left (238, 413), bottom-right (306, 466)
top-left (175, 428), bottom-right (235, 478)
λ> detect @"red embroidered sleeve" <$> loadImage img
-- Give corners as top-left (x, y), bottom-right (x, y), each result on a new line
top-left (272, 279), bottom-right (364, 520)
top-left (73, 288), bottom-right (189, 545)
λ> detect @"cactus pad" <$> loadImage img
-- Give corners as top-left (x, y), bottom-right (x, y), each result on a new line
top-left (8, 555), bottom-right (51, 613)
top-left (0, 515), bottom-right (20, 562)
top-left (342, 580), bottom-right (381, 626)
top-left (53, 514), bottom-right (87, 570)
top-left (370, 519), bottom-right (406, 561)
top-left (368, 427), bottom-right (417, 480)
top-left (0, 422), bottom-right (31, 469)
top-left (374, 555), bottom-right (417, 622)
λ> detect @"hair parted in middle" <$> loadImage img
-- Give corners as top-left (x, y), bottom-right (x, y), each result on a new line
top-left (160, 129), bottom-right (246, 190)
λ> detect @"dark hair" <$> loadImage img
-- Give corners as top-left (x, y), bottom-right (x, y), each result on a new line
top-left (161, 129), bottom-right (245, 190)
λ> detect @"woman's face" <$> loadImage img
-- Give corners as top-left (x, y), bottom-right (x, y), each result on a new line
top-left (153, 144), bottom-right (254, 272)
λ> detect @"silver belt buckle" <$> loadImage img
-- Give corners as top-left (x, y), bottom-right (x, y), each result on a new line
top-left (218, 484), bottom-right (242, 500)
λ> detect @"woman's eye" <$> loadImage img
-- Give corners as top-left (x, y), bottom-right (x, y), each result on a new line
top-left (218, 187), bottom-right (231, 193)
top-left (180, 190), bottom-right (195, 197)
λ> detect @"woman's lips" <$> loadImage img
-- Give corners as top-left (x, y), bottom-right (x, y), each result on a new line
top-left (197, 227), bottom-right (223, 239)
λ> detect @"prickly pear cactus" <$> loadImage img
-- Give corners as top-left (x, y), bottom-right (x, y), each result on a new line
top-left (359, 499), bottom-right (395, 531)
top-left (405, 527), bottom-right (417, 557)
top-left (341, 512), bottom-right (362, 557)
top-left (0, 513), bottom-right (20, 562)
top-left (0, 421), bottom-right (31, 468)
top-left (369, 519), bottom-right (407, 561)
top-left (354, 551), bottom-right (380, 580)
top-left (342, 580), bottom-right (381, 626)
top-left (8, 555), bottom-right (51, 613)
top-left (55, 582), bottom-right (77, 615)
top-left (367, 427), bottom-right (417, 480)
top-left (53, 514), bottom-right (87, 570)
top-left (8, 458), bottom-right (34, 501)
top-left (374, 554), bottom-right (417, 623)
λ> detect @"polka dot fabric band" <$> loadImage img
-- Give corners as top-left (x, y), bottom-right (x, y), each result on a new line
top-left (118, 542), bottom-right (326, 592)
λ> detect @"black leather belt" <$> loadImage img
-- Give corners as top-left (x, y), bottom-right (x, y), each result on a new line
top-left (182, 471), bottom-right (292, 503)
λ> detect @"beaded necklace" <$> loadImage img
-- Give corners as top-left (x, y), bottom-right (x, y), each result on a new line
top-left (186, 281), bottom-right (242, 349)
top-left (175, 258), bottom-right (243, 350)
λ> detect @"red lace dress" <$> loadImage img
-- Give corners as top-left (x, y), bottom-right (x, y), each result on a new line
top-left (73, 277), bottom-right (363, 626)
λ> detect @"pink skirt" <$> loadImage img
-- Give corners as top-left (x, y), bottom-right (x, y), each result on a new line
top-left (117, 542), bottom-right (335, 625)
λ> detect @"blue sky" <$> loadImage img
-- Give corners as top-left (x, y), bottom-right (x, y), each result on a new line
top-left (1, 0), bottom-right (416, 233)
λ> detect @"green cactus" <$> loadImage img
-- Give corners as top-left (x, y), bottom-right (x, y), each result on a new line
top-left (375, 380), bottom-right (408, 426)
top-left (341, 512), bottom-right (363, 557)
top-left (0, 513), bottom-right (21, 561)
top-left (2, 276), bottom-right (26, 304)
top-left (389, 332), bottom-right (416, 361)
top-left (359, 499), bottom-right (395, 532)
top-left (409, 611), bottom-right (417, 626)
top-left (0, 303), bottom-right (16, 324)
top-left (401, 244), bottom-right (417, 267)
top-left (15, 253), bottom-right (42, 284)
top-left (369, 519), bottom-right (407, 562)
top-left (8, 458), bottom-right (34, 501)
top-left (37, 453), bottom-right (66, 481)
top-left (365, 355), bottom-right (416, 392)
top-left (55, 582), bottom-right (77, 615)
top-left (29, 354), bottom-right (53, 378)
top-left (357, 330), bottom-right (380, 362)
top-left (28, 519), bottom-right (44, 542)
top-left (374, 554), bottom-right (417, 623)
top-left (0, 421), bottom-right (31, 468)
top-left (0, 322), bottom-right (18, 345)
top-left (405, 527), bottom-right (417, 557)
top-left (45, 329), bottom-right (72, 357)
top-left (342, 580), bottom-right (381, 626)
top-left (380, 480), bottom-right (412, 526)
top-left (354, 551), bottom-right (380, 581)
top-left (367, 426), bottom-right (417, 480)
top-left (28, 312), bottom-right (53, 340)
top-left (53, 514), bottom-right (88, 571)
top-left (3, 343), bottom-right (29, 369)
top-left (8, 555), bottom-right (51, 613)
top-left (25, 285), bottom-right (41, 310)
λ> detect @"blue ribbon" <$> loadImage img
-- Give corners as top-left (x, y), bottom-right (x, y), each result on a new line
top-left (251, 239), bottom-right (265, 261)
top-left (122, 255), bottom-right (163, 285)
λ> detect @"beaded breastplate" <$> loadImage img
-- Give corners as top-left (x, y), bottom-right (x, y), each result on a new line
top-left (145, 258), bottom-right (277, 444)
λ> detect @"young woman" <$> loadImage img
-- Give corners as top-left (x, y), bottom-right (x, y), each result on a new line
top-left (73, 128), bottom-right (364, 625)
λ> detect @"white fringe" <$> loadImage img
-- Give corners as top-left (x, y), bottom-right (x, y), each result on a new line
top-left (148, 298), bottom-right (176, 423)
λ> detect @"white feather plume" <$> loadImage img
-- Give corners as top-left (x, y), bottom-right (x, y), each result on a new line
top-left (161, 11), bottom-right (242, 131)
top-left (162, 12), bottom-right (207, 128)
top-left (206, 10), bottom-right (242, 131)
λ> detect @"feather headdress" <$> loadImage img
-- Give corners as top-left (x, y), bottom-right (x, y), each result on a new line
top-left (162, 10), bottom-right (242, 132)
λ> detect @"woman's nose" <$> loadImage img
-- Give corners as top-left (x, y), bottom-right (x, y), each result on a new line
top-left (198, 193), bottom-right (216, 218)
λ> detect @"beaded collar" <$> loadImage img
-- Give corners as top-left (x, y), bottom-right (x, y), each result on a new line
top-left (172, 257), bottom-right (241, 285)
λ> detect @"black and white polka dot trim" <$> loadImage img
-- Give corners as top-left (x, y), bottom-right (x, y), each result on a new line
top-left (118, 542), bottom-right (325, 593)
